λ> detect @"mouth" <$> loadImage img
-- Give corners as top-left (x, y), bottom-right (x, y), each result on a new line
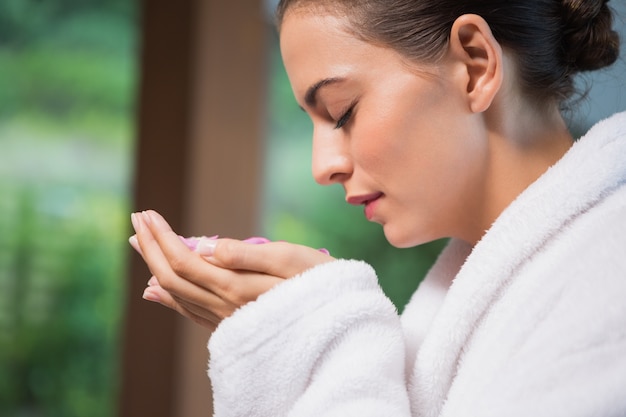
top-left (346, 192), bottom-right (383, 220)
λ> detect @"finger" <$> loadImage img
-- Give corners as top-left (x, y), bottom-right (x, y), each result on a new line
top-left (132, 211), bottom-right (230, 308)
top-left (136, 211), bottom-right (273, 309)
top-left (147, 275), bottom-right (159, 287)
top-left (198, 268), bottom-right (283, 307)
top-left (138, 210), bottom-right (288, 306)
top-left (128, 234), bottom-right (143, 256)
top-left (210, 239), bottom-right (335, 278)
top-left (164, 285), bottom-right (229, 322)
top-left (146, 282), bottom-right (226, 330)
top-left (140, 211), bottom-right (276, 301)
top-left (143, 285), bottom-right (218, 329)
top-left (173, 295), bottom-right (225, 325)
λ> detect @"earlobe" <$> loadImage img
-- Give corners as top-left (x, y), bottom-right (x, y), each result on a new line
top-left (448, 14), bottom-right (503, 113)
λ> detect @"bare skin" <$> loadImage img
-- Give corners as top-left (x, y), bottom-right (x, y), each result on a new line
top-left (130, 12), bottom-right (573, 328)
top-left (130, 210), bottom-right (333, 328)
top-left (280, 12), bottom-right (573, 246)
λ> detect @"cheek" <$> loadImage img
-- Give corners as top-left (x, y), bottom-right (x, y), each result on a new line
top-left (351, 107), bottom-right (415, 173)
top-left (350, 81), bottom-right (473, 189)
top-left (353, 84), bottom-right (449, 163)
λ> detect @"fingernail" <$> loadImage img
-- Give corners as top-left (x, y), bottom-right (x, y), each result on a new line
top-left (128, 235), bottom-right (141, 253)
top-left (131, 213), bottom-right (142, 232)
top-left (141, 211), bottom-right (152, 225)
top-left (195, 237), bottom-right (217, 256)
top-left (147, 276), bottom-right (158, 286)
top-left (143, 288), bottom-right (161, 303)
top-left (145, 210), bottom-right (173, 232)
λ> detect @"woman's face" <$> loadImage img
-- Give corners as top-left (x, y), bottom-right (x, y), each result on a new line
top-left (280, 12), bottom-right (490, 247)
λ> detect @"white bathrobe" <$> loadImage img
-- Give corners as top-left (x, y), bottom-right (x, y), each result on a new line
top-left (207, 111), bottom-right (626, 417)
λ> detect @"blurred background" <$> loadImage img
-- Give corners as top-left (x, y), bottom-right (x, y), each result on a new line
top-left (0, 1), bottom-right (137, 416)
top-left (0, 0), bottom-right (624, 416)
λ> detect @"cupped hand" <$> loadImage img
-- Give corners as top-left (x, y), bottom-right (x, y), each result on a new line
top-left (129, 210), bottom-right (335, 329)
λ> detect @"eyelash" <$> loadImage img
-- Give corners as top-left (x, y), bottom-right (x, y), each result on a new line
top-left (334, 103), bottom-right (355, 129)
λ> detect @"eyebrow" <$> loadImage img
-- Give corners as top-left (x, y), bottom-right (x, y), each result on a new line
top-left (304, 77), bottom-right (344, 108)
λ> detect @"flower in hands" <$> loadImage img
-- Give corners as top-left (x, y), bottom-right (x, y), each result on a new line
top-left (129, 210), bottom-right (334, 329)
top-left (179, 234), bottom-right (330, 255)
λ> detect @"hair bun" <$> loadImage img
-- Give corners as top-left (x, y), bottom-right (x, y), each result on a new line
top-left (560, 0), bottom-right (620, 72)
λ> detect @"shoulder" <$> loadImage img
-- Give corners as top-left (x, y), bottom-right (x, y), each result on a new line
top-left (441, 183), bottom-right (626, 416)
top-left (543, 179), bottom-right (626, 275)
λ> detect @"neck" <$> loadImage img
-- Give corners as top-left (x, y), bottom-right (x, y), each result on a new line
top-left (466, 104), bottom-right (574, 245)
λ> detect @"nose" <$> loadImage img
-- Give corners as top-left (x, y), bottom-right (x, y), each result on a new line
top-left (311, 126), bottom-right (353, 186)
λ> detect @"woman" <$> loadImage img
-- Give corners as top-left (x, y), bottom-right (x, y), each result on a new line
top-left (129, 0), bottom-right (626, 415)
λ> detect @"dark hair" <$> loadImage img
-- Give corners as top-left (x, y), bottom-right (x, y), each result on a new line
top-left (276, 0), bottom-right (620, 107)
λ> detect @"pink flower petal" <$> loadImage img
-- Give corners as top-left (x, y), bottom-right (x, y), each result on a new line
top-left (179, 235), bottom-right (218, 251)
top-left (243, 236), bottom-right (271, 244)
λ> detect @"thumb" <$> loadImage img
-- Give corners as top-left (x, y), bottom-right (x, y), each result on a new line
top-left (208, 239), bottom-right (334, 279)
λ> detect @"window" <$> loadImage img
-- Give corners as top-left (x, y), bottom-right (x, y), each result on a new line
top-left (0, 1), bottom-right (138, 416)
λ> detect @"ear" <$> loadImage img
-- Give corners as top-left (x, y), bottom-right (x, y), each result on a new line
top-left (447, 14), bottom-right (503, 113)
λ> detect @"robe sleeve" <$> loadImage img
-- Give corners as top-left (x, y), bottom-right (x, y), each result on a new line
top-left (207, 259), bottom-right (412, 417)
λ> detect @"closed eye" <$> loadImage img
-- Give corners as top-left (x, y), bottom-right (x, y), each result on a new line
top-left (334, 103), bottom-right (355, 129)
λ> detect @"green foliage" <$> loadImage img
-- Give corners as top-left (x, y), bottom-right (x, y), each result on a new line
top-left (0, 182), bottom-right (129, 417)
top-left (0, 0), bottom-right (136, 48)
top-left (0, 45), bottom-right (135, 142)
top-left (0, 1), bottom-right (137, 416)
top-left (0, 0), bottom-right (137, 144)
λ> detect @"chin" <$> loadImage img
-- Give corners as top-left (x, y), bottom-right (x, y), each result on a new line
top-left (383, 224), bottom-right (434, 249)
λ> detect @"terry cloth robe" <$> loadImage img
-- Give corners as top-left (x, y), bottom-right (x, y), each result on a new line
top-left (207, 111), bottom-right (626, 417)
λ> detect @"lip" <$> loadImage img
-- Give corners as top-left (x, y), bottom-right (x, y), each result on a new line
top-left (346, 192), bottom-right (383, 206)
top-left (346, 192), bottom-right (383, 221)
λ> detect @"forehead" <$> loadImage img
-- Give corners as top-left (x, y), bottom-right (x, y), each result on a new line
top-left (280, 11), bottom-right (443, 106)
top-left (279, 12), bottom-right (358, 72)
top-left (279, 12), bottom-right (403, 101)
